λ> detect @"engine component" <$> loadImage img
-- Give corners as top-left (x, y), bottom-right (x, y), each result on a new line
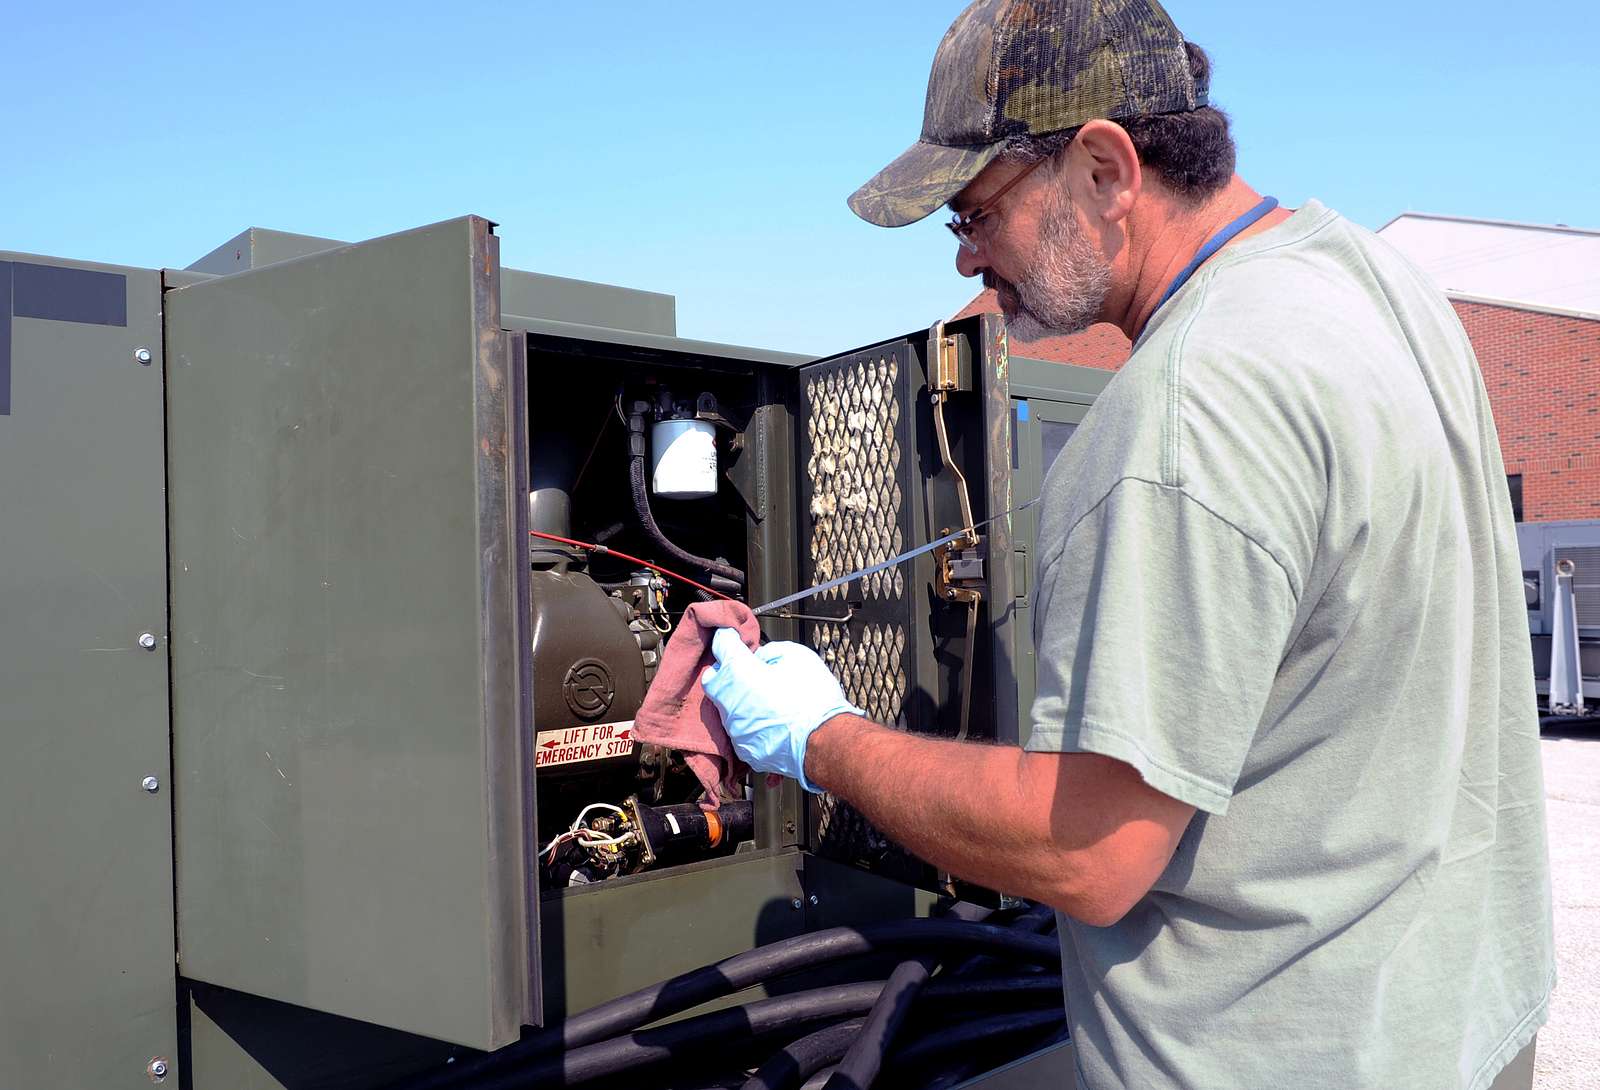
top-left (542, 797), bottom-right (755, 886)
top-left (529, 487), bottom-right (583, 572)
top-left (608, 569), bottom-right (671, 685)
top-left (627, 797), bottom-right (754, 869)
top-left (625, 394), bottom-right (746, 589)
top-left (529, 567), bottom-right (645, 777)
top-left (651, 417), bottom-right (718, 499)
top-left (529, 492), bottom-right (648, 778)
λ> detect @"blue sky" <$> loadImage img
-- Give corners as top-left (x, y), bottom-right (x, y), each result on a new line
top-left (4, 1), bottom-right (1594, 355)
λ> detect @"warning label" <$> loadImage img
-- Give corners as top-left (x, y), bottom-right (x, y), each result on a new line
top-left (535, 720), bottom-right (637, 769)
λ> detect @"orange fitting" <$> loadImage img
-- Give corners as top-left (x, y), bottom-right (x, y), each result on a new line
top-left (704, 809), bottom-right (724, 848)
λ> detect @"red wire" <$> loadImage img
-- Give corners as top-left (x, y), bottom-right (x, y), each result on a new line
top-left (529, 530), bottom-right (738, 602)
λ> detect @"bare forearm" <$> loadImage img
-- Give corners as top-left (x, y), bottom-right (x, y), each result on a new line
top-left (804, 714), bottom-right (1074, 908)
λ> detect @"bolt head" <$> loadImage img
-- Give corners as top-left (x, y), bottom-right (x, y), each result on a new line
top-left (808, 894), bottom-right (819, 906)
top-left (142, 776), bottom-right (161, 794)
top-left (791, 898), bottom-right (803, 910)
top-left (147, 1056), bottom-right (169, 1081)
top-left (138, 632), bottom-right (158, 650)
top-left (134, 347), bottom-right (154, 365)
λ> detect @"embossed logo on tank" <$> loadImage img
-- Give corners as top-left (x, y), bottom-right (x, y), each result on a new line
top-left (564, 659), bottom-right (616, 720)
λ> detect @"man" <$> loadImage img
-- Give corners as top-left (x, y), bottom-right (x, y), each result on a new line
top-left (701, 2), bottom-right (1555, 1087)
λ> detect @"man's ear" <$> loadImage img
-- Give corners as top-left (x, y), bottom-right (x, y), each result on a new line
top-left (1065, 119), bottom-right (1141, 228)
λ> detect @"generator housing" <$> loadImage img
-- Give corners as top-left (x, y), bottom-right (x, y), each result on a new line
top-left (0, 216), bottom-right (1110, 1088)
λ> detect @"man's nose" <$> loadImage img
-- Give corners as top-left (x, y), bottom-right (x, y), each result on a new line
top-left (956, 243), bottom-right (986, 279)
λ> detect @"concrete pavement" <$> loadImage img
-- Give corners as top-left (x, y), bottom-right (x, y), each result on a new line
top-left (1534, 724), bottom-right (1599, 1089)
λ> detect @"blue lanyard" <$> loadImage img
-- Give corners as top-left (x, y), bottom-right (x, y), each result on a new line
top-left (1152, 196), bottom-right (1279, 314)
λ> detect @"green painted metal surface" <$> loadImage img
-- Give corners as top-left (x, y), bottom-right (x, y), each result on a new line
top-left (539, 850), bottom-right (809, 1021)
top-left (0, 256), bottom-right (178, 1086)
top-left (165, 217), bottom-right (535, 1050)
top-left (185, 982), bottom-right (459, 1090)
top-left (1007, 361), bottom-right (1104, 747)
top-left (510, 314), bottom-right (812, 368)
top-left (1009, 355), bottom-right (1112, 405)
top-left (187, 226), bottom-right (679, 337)
top-left (188, 996), bottom-right (286, 1090)
top-left (185, 227), bottom-right (348, 277)
top-left (501, 270), bottom-right (676, 337)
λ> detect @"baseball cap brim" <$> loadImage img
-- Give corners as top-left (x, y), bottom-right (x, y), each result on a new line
top-left (848, 139), bottom-right (1005, 228)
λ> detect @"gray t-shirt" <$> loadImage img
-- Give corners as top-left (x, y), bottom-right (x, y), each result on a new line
top-left (1027, 201), bottom-right (1555, 1090)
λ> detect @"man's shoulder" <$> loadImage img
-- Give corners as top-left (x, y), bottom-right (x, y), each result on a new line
top-left (1133, 203), bottom-right (1458, 415)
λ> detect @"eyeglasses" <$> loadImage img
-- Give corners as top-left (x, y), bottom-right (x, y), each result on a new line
top-left (946, 154), bottom-right (1052, 254)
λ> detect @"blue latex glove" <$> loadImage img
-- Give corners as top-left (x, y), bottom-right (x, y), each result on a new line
top-left (700, 628), bottom-right (863, 793)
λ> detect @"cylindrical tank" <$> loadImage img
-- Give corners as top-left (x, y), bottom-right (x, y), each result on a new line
top-left (650, 418), bottom-right (718, 499)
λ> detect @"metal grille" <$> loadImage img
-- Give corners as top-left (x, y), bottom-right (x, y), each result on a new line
top-left (800, 349), bottom-right (911, 721)
top-left (1554, 546), bottom-right (1600, 627)
top-left (812, 625), bottom-right (909, 723)
top-left (799, 344), bottom-right (922, 881)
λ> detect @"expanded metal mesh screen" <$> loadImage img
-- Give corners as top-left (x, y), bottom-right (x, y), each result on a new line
top-left (800, 347), bottom-right (913, 721)
top-left (799, 344), bottom-right (922, 877)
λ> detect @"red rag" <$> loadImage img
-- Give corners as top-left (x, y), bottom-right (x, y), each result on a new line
top-left (634, 600), bottom-right (773, 809)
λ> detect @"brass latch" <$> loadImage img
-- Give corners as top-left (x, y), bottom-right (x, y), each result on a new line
top-left (933, 537), bottom-right (985, 742)
top-left (933, 331), bottom-right (962, 392)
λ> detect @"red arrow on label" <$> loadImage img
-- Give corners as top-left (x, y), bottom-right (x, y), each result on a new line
top-left (541, 739), bottom-right (559, 750)
top-left (617, 729), bottom-right (631, 741)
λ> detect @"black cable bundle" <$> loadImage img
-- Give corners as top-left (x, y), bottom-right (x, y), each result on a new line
top-left (395, 909), bottom-right (1065, 1090)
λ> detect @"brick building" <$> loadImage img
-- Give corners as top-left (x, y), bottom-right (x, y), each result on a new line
top-left (956, 213), bottom-right (1600, 523)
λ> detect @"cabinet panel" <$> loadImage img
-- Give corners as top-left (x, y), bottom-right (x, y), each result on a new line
top-left (166, 217), bottom-right (534, 1048)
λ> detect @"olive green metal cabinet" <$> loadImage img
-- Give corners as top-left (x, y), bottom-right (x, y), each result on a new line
top-left (164, 217), bottom-right (538, 1051)
top-left (1007, 356), bottom-right (1113, 743)
top-left (0, 209), bottom-right (1122, 1089)
top-left (0, 255), bottom-right (178, 1088)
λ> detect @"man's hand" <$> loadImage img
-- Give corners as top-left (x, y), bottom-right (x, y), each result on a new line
top-left (699, 629), bottom-right (863, 792)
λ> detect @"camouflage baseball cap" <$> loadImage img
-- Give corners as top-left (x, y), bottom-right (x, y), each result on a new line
top-left (848, 0), bottom-right (1205, 228)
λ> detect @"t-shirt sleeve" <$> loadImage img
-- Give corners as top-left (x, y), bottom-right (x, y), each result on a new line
top-left (1025, 477), bottom-right (1298, 815)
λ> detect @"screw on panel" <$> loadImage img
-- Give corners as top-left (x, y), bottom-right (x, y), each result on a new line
top-left (134, 347), bottom-right (153, 365)
top-left (142, 776), bottom-right (161, 794)
top-left (808, 894), bottom-right (819, 907)
top-left (138, 632), bottom-right (158, 650)
top-left (147, 1056), bottom-right (169, 1082)
top-left (791, 898), bottom-right (803, 910)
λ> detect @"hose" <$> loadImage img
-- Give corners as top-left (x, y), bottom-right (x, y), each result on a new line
top-left (741, 1018), bottom-right (868, 1090)
top-left (821, 956), bottom-right (935, 1090)
top-left (531, 920), bottom-right (1056, 1058)
top-left (403, 915), bottom-right (1062, 1088)
top-left (471, 975), bottom-right (1062, 1090)
top-left (949, 902), bottom-right (1057, 980)
top-left (801, 1067), bottom-right (841, 1090)
top-left (824, 909), bottom-right (1057, 1090)
top-left (636, 976), bottom-right (1062, 1090)
top-left (487, 988), bottom-right (878, 1089)
top-left (626, 409), bottom-right (745, 588)
top-left (399, 923), bottom-right (1060, 1090)
top-left (796, 893), bottom-right (998, 1090)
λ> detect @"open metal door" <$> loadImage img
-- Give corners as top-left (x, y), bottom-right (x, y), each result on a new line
top-left (795, 313), bottom-right (1015, 892)
top-left (164, 217), bottom-right (537, 1049)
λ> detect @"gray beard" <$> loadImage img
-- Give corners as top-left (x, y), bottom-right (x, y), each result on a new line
top-left (990, 189), bottom-right (1112, 340)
